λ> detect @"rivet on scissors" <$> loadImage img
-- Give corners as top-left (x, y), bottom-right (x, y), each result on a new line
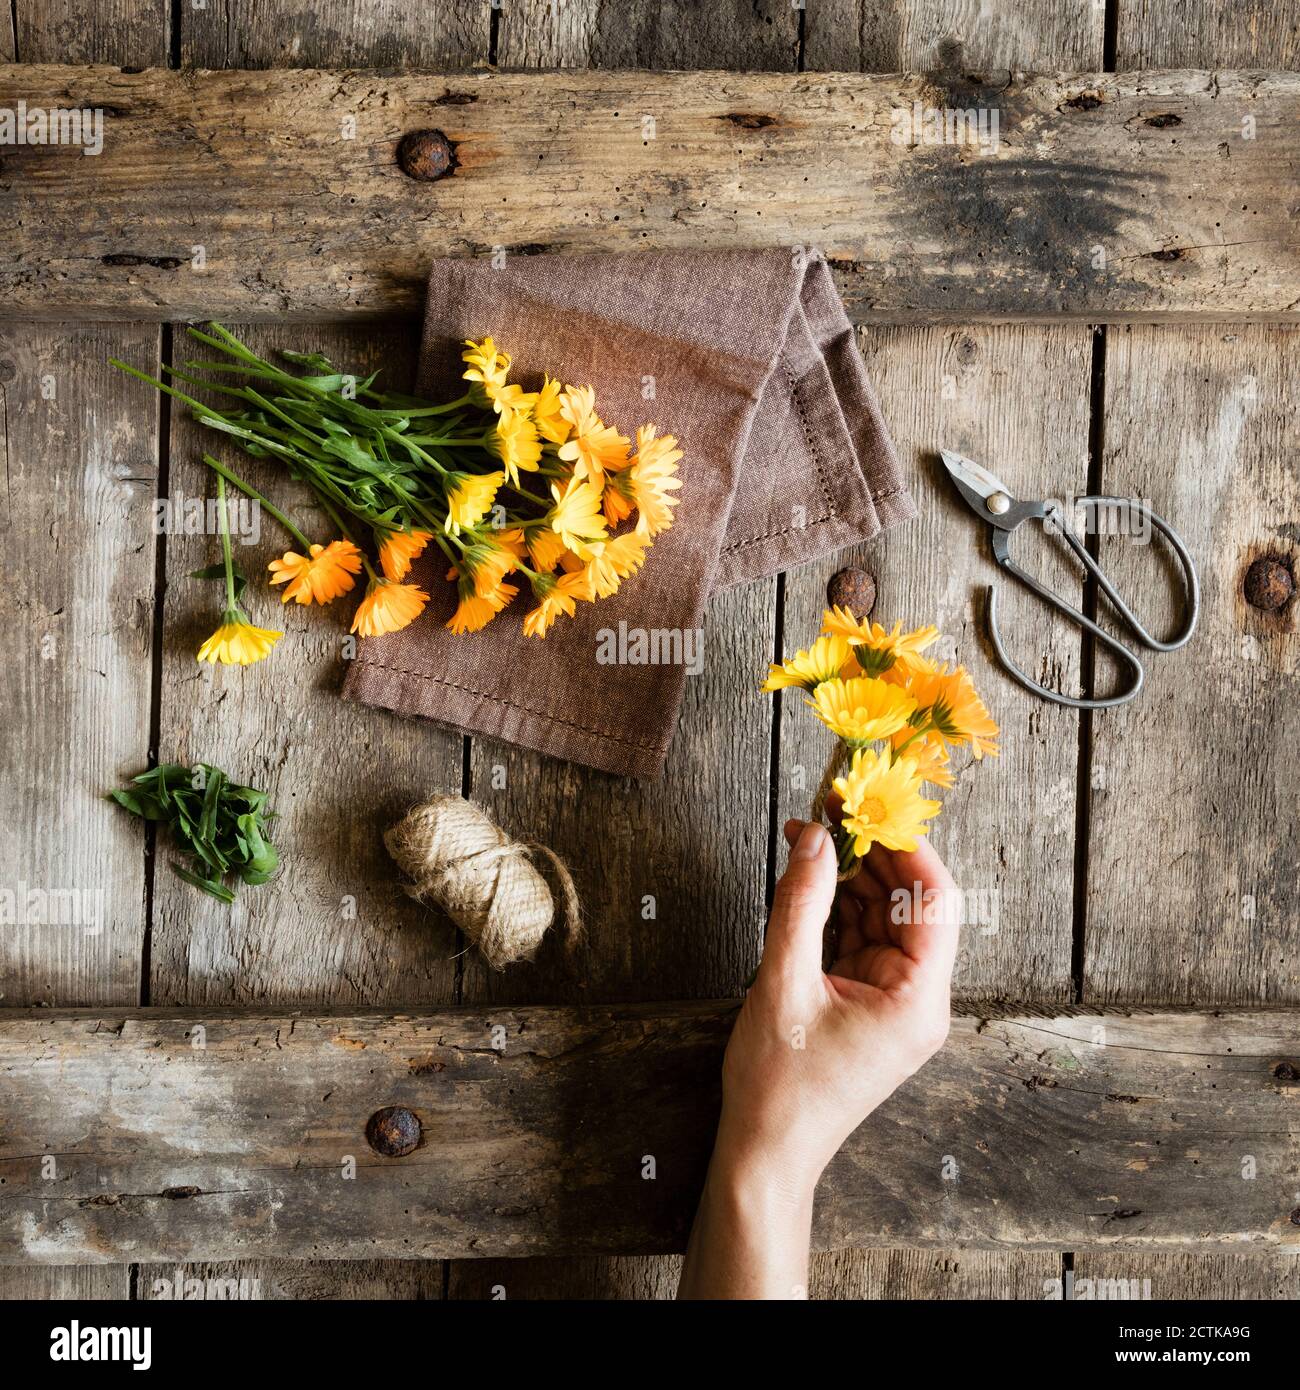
top-left (986, 492), bottom-right (1011, 515)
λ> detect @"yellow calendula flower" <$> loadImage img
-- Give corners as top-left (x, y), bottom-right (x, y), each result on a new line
top-left (267, 539), bottom-right (362, 605)
top-left (350, 579), bottom-right (429, 637)
top-left (533, 375), bottom-right (571, 445)
top-left (522, 571), bottom-right (591, 639)
top-left (526, 525), bottom-right (569, 574)
top-left (834, 748), bottom-right (943, 855)
top-left (893, 728), bottom-right (955, 789)
top-left (459, 529), bottom-right (524, 597)
top-left (447, 579), bottom-right (518, 634)
top-left (462, 337), bottom-right (510, 401)
top-left (555, 386), bottom-right (629, 486)
top-left (198, 614), bottom-right (282, 666)
top-left (547, 475), bottom-right (608, 558)
top-left (377, 529), bottom-right (432, 583)
top-left (807, 676), bottom-right (918, 746)
top-left (907, 663), bottom-right (1000, 758)
top-left (444, 470), bottom-right (504, 535)
top-left (574, 532), bottom-right (649, 599)
top-left (627, 425), bottom-right (683, 537)
top-left (823, 608), bottom-right (941, 678)
top-left (762, 634), bottom-right (854, 692)
top-left (490, 410), bottom-right (543, 485)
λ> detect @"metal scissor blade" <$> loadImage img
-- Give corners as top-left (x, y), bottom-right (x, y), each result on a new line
top-left (941, 450), bottom-right (1025, 530)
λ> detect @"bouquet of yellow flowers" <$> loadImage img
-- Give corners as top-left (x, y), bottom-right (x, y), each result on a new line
top-left (114, 326), bottom-right (682, 665)
top-left (763, 607), bottom-right (999, 874)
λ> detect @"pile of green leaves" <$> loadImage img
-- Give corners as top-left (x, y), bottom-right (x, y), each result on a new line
top-left (109, 763), bottom-right (278, 903)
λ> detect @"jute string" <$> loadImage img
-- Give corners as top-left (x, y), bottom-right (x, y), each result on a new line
top-left (809, 741), bottom-right (859, 882)
top-left (384, 796), bottom-right (583, 970)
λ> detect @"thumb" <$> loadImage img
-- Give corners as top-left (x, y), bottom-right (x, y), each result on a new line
top-left (762, 821), bottom-right (835, 982)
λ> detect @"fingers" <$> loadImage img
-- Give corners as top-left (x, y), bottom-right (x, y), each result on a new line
top-left (869, 835), bottom-right (961, 977)
top-left (765, 821), bottom-right (837, 981)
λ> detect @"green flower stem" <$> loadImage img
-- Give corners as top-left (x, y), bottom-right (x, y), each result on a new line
top-left (215, 475), bottom-right (240, 618)
top-left (890, 718), bottom-right (931, 764)
top-left (200, 455), bottom-right (311, 551)
top-left (502, 480), bottom-right (552, 508)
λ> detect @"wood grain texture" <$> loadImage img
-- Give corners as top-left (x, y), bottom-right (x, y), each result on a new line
top-left (1072, 1251), bottom-right (1300, 1299)
top-left (0, 324), bottom-right (158, 1008)
top-left (778, 325), bottom-right (1092, 1002)
top-left (0, 1264), bottom-right (130, 1298)
top-left (805, 0), bottom-right (1102, 71)
top-left (807, 1247), bottom-right (1061, 1298)
top-left (148, 323), bottom-right (464, 1007)
top-left (13, 0), bottom-right (166, 65)
top-left (2, 1004), bottom-right (1296, 1264)
top-left (496, 0), bottom-right (799, 70)
top-left (180, 0), bottom-right (489, 69)
top-left (1, 66), bottom-right (1297, 324)
top-left (1118, 0), bottom-right (1299, 70)
top-left (1083, 325), bottom-right (1299, 1004)
top-left (135, 1258), bottom-right (444, 1299)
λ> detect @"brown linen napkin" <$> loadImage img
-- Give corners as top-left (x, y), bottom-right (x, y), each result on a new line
top-left (342, 248), bottom-right (914, 779)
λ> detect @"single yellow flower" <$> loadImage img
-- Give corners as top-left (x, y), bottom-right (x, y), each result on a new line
top-left (267, 539), bottom-right (362, 605)
top-left (823, 609), bottom-right (941, 678)
top-left (490, 381), bottom-right (539, 417)
top-left (907, 663), bottom-right (1000, 758)
top-left (807, 676), bottom-right (918, 746)
top-left (522, 571), bottom-right (591, 638)
top-left (576, 532), bottom-right (649, 599)
top-left (490, 410), bottom-right (543, 485)
top-left (462, 337), bottom-right (510, 402)
top-left (762, 634), bottom-right (854, 692)
top-left (447, 580), bottom-right (518, 634)
top-left (627, 425), bottom-right (683, 537)
top-left (893, 729), bottom-right (955, 789)
top-left (377, 529), bottom-right (432, 582)
top-left (350, 579), bottom-right (429, 637)
top-left (558, 385), bottom-right (598, 435)
top-left (834, 748), bottom-right (943, 855)
top-left (444, 470), bottom-right (504, 535)
top-left (533, 375), bottom-right (571, 445)
top-left (526, 525), bottom-right (569, 574)
top-left (197, 614), bottom-right (282, 666)
top-left (459, 530), bottom-right (524, 597)
top-left (547, 475), bottom-right (608, 557)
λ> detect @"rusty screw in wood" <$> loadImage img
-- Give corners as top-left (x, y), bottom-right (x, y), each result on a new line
top-left (1242, 557), bottom-right (1294, 611)
top-left (366, 1106), bottom-right (422, 1157)
top-left (397, 129), bottom-right (455, 181)
top-left (827, 566), bottom-right (876, 619)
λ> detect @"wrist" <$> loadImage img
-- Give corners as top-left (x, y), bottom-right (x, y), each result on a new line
top-left (708, 1121), bottom-right (824, 1212)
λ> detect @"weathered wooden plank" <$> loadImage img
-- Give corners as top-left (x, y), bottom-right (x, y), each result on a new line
top-left (805, 0), bottom-right (1103, 71)
top-left (1083, 325), bottom-right (1299, 1005)
top-left (778, 324), bottom-right (1092, 1003)
top-left (0, 324), bottom-right (158, 1008)
top-left (13, 0), bottom-right (167, 65)
top-left (180, 0), bottom-right (489, 69)
top-left (1, 66), bottom-right (1297, 324)
top-left (0, 1265), bottom-right (130, 1298)
top-left (1, 1004), bottom-right (1295, 1263)
top-left (808, 1248), bottom-right (1062, 1299)
top-left (496, 0), bottom-right (799, 70)
top-left (1072, 1251), bottom-right (1300, 1299)
top-left (149, 323), bottom-right (464, 1006)
top-left (135, 1258), bottom-right (444, 1300)
top-left (1117, 0), bottom-right (1299, 69)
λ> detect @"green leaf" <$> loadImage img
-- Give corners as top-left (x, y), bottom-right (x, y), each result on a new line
top-left (190, 562), bottom-right (248, 602)
top-left (171, 863), bottom-right (237, 904)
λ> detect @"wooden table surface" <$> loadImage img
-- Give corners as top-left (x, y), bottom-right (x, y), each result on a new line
top-left (1, 0), bottom-right (1296, 1300)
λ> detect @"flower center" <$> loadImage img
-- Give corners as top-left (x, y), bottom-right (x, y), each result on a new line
top-left (859, 795), bottom-right (889, 825)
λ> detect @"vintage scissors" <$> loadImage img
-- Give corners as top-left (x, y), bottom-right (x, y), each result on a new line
top-left (941, 450), bottom-right (1200, 709)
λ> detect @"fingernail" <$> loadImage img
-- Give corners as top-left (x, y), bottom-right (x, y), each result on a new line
top-left (791, 822), bottom-right (827, 861)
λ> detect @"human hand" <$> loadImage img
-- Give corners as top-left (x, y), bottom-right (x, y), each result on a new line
top-left (713, 814), bottom-right (960, 1197)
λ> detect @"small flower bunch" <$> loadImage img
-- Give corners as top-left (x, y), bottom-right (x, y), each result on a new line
top-left (763, 606), bottom-right (999, 873)
top-left (113, 325), bottom-right (682, 666)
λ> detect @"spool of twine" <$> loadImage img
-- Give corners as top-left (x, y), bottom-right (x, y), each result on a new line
top-left (384, 795), bottom-right (583, 970)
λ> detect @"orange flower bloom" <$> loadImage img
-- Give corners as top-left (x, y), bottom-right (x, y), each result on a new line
top-left (267, 540), bottom-right (363, 605)
top-left (377, 529), bottom-right (432, 582)
top-left (522, 571), bottom-right (591, 639)
top-left (350, 579), bottom-right (429, 637)
top-left (447, 580), bottom-right (518, 634)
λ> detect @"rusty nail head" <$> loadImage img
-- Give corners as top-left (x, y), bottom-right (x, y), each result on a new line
top-left (827, 566), bottom-right (876, 620)
top-left (1243, 557), bottom-right (1293, 612)
top-left (397, 129), bottom-right (455, 181)
top-left (366, 1105), bottom-right (422, 1157)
